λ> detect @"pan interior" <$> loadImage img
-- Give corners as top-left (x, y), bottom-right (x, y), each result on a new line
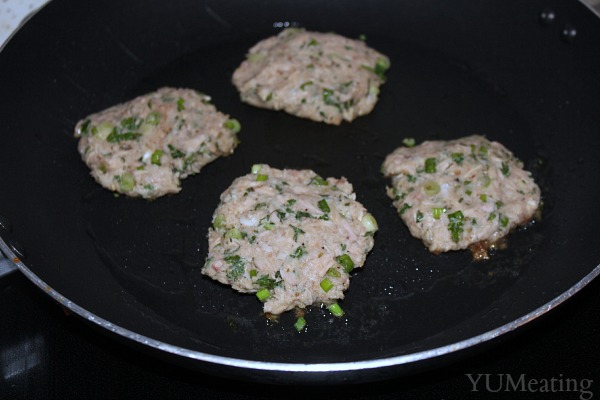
top-left (0, 0), bottom-right (598, 368)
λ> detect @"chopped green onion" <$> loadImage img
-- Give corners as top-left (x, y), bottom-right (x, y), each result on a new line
top-left (256, 174), bottom-right (268, 182)
top-left (225, 255), bottom-right (245, 281)
top-left (223, 119), bottom-right (241, 133)
top-left (488, 212), bottom-right (497, 221)
top-left (146, 111), bottom-right (162, 125)
top-left (432, 207), bottom-right (446, 220)
top-left (151, 150), bottom-right (163, 166)
top-left (399, 203), bottom-right (412, 215)
top-left (447, 210), bottom-right (465, 243)
top-left (262, 221), bottom-right (275, 230)
top-left (176, 97), bottom-right (185, 111)
top-left (361, 213), bottom-right (378, 232)
top-left (247, 53), bottom-right (264, 62)
top-left (107, 129), bottom-right (141, 143)
top-left (295, 211), bottom-right (313, 220)
top-left (118, 172), bottom-right (135, 192)
top-left (499, 215), bottom-right (509, 227)
top-left (402, 137), bottom-right (416, 147)
top-left (290, 225), bottom-right (305, 241)
top-left (336, 254), bottom-right (355, 273)
top-left (328, 302), bottom-right (344, 317)
top-left (424, 158), bottom-right (437, 173)
top-left (327, 267), bottom-right (341, 278)
top-left (318, 199), bottom-right (331, 213)
top-left (501, 162), bottom-right (511, 177)
top-left (307, 38), bottom-right (318, 46)
top-left (290, 245), bottom-right (307, 259)
top-left (423, 180), bottom-right (440, 196)
top-left (374, 57), bottom-right (391, 79)
top-left (225, 228), bottom-right (244, 240)
top-left (320, 278), bottom-right (334, 292)
top-left (479, 194), bottom-right (488, 202)
top-left (322, 88), bottom-right (340, 111)
top-left (93, 121), bottom-right (114, 140)
top-left (120, 117), bottom-right (142, 130)
top-left (251, 164), bottom-right (263, 174)
top-left (310, 176), bottom-right (328, 186)
top-left (416, 210), bottom-right (424, 223)
top-left (256, 289), bottom-right (270, 302)
top-left (213, 214), bottom-right (225, 229)
top-left (249, 269), bottom-right (258, 277)
top-left (78, 119), bottom-right (91, 136)
top-left (168, 144), bottom-right (185, 159)
top-left (369, 85), bottom-right (380, 96)
top-left (294, 317), bottom-right (307, 332)
top-left (451, 152), bottom-right (464, 164)
top-left (300, 81), bottom-right (313, 90)
top-left (256, 275), bottom-right (278, 289)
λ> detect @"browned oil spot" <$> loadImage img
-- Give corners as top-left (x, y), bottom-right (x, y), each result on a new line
top-left (469, 237), bottom-right (508, 261)
top-left (265, 312), bottom-right (279, 322)
top-left (12, 257), bottom-right (20, 263)
top-left (294, 307), bottom-right (305, 319)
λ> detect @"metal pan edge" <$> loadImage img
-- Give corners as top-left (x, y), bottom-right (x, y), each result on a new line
top-left (2, 237), bottom-right (599, 383)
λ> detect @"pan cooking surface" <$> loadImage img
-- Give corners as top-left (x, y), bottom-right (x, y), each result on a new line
top-left (0, 0), bottom-right (599, 381)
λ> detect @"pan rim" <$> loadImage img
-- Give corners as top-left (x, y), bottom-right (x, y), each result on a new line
top-left (2, 237), bottom-right (599, 374)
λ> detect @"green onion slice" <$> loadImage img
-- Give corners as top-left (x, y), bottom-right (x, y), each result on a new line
top-left (402, 137), bottom-right (416, 147)
top-left (213, 214), bottom-right (226, 229)
top-left (294, 317), bottom-right (307, 332)
top-left (151, 150), bottom-right (163, 166)
top-left (146, 111), bottom-right (162, 125)
top-left (432, 207), bottom-right (446, 220)
top-left (361, 213), bottom-right (378, 232)
top-left (336, 254), bottom-right (355, 273)
top-left (327, 267), bottom-right (341, 278)
top-left (318, 199), bottom-right (331, 213)
top-left (328, 302), bottom-right (345, 317)
top-left (251, 164), bottom-right (263, 174)
top-left (118, 172), bottom-right (135, 192)
top-left (423, 180), bottom-right (440, 196)
top-left (320, 278), bottom-right (334, 292)
top-left (256, 289), bottom-right (270, 302)
top-left (424, 158), bottom-right (437, 173)
top-left (224, 119), bottom-right (241, 133)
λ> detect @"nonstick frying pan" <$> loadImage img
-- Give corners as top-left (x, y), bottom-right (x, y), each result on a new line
top-left (1, 0), bottom-right (599, 384)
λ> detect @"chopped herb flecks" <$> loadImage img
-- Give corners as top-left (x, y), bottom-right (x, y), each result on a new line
top-left (290, 245), bottom-right (307, 259)
top-left (447, 210), bottom-right (464, 243)
top-left (225, 255), bottom-right (245, 281)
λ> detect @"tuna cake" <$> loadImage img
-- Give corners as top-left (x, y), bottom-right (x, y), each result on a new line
top-left (381, 135), bottom-right (541, 256)
top-left (202, 164), bottom-right (378, 315)
top-left (74, 87), bottom-right (241, 199)
top-left (232, 28), bottom-right (390, 125)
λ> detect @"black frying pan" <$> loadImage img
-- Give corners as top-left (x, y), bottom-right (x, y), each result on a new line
top-left (1, 0), bottom-right (599, 384)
